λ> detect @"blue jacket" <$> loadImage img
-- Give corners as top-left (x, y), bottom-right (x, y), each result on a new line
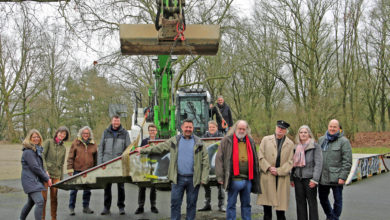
top-left (21, 143), bottom-right (50, 194)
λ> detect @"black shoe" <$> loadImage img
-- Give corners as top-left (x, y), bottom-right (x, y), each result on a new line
top-left (151, 206), bottom-right (159, 213)
top-left (135, 207), bottom-right (144, 214)
top-left (119, 207), bottom-right (125, 215)
top-left (100, 208), bottom-right (110, 215)
top-left (83, 207), bottom-right (94, 214)
top-left (218, 206), bottom-right (226, 212)
top-left (198, 204), bottom-right (211, 211)
top-left (69, 208), bottom-right (75, 216)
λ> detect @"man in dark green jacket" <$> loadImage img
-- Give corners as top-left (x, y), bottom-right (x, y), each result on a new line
top-left (318, 119), bottom-right (352, 220)
top-left (136, 119), bottom-right (210, 220)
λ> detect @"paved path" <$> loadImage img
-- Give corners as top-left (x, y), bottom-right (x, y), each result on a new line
top-left (1, 170), bottom-right (389, 219)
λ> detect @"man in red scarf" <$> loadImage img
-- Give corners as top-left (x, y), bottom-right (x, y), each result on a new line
top-left (216, 120), bottom-right (261, 220)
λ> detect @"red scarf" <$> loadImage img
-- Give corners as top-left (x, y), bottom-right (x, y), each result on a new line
top-left (233, 133), bottom-right (254, 180)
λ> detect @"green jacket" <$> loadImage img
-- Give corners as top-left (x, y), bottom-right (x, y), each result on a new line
top-left (318, 134), bottom-right (352, 185)
top-left (42, 139), bottom-right (66, 179)
top-left (141, 135), bottom-right (210, 186)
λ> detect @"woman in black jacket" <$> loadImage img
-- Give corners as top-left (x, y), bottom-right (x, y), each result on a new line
top-left (20, 129), bottom-right (51, 220)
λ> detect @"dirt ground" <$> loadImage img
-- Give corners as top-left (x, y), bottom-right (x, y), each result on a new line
top-left (0, 144), bottom-right (23, 180)
top-left (0, 143), bottom-right (71, 181)
top-left (350, 131), bottom-right (390, 147)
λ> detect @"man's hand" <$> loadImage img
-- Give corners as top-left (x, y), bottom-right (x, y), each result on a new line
top-left (218, 181), bottom-right (223, 185)
top-left (269, 167), bottom-right (278, 176)
top-left (134, 146), bottom-right (142, 155)
top-left (309, 181), bottom-right (317, 188)
top-left (290, 181), bottom-right (295, 187)
top-left (68, 172), bottom-right (73, 176)
top-left (338, 179), bottom-right (345, 185)
top-left (209, 104), bottom-right (213, 109)
top-left (47, 179), bottom-right (52, 187)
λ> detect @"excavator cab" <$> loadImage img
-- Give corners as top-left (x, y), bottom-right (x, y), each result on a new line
top-left (176, 88), bottom-right (211, 136)
top-left (120, 0), bottom-right (220, 55)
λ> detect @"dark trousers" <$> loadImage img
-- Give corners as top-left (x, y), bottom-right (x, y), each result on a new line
top-left (293, 177), bottom-right (319, 220)
top-left (171, 175), bottom-right (200, 220)
top-left (104, 183), bottom-right (125, 210)
top-left (20, 191), bottom-right (44, 220)
top-left (202, 184), bottom-right (225, 207)
top-left (69, 171), bottom-right (92, 209)
top-left (263, 205), bottom-right (286, 220)
top-left (138, 186), bottom-right (156, 207)
top-left (318, 184), bottom-right (343, 220)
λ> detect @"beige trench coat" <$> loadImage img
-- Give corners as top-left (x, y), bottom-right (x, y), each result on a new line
top-left (257, 135), bottom-right (294, 211)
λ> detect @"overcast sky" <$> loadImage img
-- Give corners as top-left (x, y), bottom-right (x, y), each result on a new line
top-left (232, 0), bottom-right (255, 16)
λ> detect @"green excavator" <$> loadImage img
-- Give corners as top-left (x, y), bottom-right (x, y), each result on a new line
top-left (54, 0), bottom-right (221, 190)
top-left (126, 0), bottom-right (220, 138)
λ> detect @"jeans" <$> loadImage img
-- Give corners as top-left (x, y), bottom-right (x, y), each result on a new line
top-left (293, 177), bottom-right (318, 220)
top-left (263, 205), bottom-right (286, 220)
top-left (20, 191), bottom-right (44, 220)
top-left (171, 175), bottom-right (200, 220)
top-left (104, 183), bottom-right (125, 210)
top-left (318, 184), bottom-right (343, 220)
top-left (226, 179), bottom-right (252, 220)
top-left (42, 178), bottom-right (60, 219)
top-left (69, 171), bottom-right (92, 209)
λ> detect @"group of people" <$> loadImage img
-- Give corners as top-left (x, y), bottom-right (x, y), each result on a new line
top-left (19, 95), bottom-right (352, 220)
top-left (137, 99), bottom-right (352, 220)
top-left (19, 115), bottom-right (130, 220)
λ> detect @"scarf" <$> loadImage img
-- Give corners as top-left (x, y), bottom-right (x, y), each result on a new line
top-left (36, 145), bottom-right (43, 157)
top-left (293, 139), bottom-right (310, 167)
top-left (54, 137), bottom-right (63, 145)
top-left (321, 130), bottom-right (342, 151)
top-left (232, 133), bottom-right (254, 180)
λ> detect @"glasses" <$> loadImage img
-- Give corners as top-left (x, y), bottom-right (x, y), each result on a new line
top-left (82, 133), bottom-right (90, 135)
top-left (149, 130), bottom-right (157, 132)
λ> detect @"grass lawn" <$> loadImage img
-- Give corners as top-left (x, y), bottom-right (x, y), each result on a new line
top-left (352, 147), bottom-right (390, 154)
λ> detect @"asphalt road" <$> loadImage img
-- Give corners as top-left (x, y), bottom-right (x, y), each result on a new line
top-left (1, 170), bottom-right (390, 220)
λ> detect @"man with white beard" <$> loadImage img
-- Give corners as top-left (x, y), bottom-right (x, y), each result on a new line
top-left (216, 120), bottom-right (261, 220)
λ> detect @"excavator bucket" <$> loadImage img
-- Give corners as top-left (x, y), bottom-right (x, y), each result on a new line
top-left (119, 24), bottom-right (220, 55)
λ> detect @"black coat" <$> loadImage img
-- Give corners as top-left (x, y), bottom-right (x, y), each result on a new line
top-left (21, 144), bottom-right (50, 194)
top-left (210, 103), bottom-right (233, 131)
top-left (203, 131), bottom-right (224, 138)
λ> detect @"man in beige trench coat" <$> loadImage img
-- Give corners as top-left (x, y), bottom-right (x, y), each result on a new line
top-left (257, 120), bottom-right (294, 220)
